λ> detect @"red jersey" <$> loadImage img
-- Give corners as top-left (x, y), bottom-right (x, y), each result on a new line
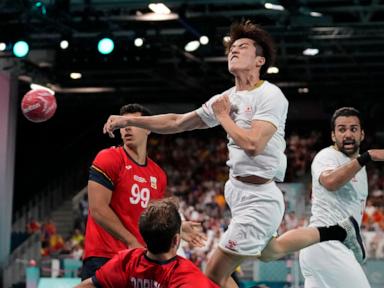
top-left (94, 248), bottom-right (219, 288)
top-left (84, 146), bottom-right (167, 259)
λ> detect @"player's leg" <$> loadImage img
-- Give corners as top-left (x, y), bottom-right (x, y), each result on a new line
top-left (211, 179), bottom-right (285, 286)
top-left (260, 217), bottom-right (365, 263)
top-left (205, 247), bottom-right (244, 288)
top-left (259, 227), bottom-right (320, 261)
top-left (300, 242), bottom-right (371, 288)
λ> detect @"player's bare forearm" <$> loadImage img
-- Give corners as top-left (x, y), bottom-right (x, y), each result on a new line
top-left (91, 205), bottom-right (142, 248)
top-left (216, 114), bottom-right (260, 156)
top-left (104, 111), bottom-right (207, 137)
top-left (88, 181), bottom-right (142, 247)
top-left (321, 149), bottom-right (384, 191)
top-left (368, 149), bottom-right (384, 161)
top-left (320, 160), bottom-right (362, 191)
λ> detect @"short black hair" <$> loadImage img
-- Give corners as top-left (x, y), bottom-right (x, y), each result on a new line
top-left (224, 19), bottom-right (276, 76)
top-left (331, 107), bottom-right (363, 131)
top-left (139, 198), bottom-right (181, 254)
top-left (120, 103), bottom-right (151, 116)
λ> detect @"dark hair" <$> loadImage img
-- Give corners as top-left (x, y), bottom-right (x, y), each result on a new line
top-left (331, 107), bottom-right (363, 131)
top-left (139, 198), bottom-right (181, 254)
top-left (224, 19), bottom-right (276, 76)
top-left (120, 103), bottom-right (151, 116)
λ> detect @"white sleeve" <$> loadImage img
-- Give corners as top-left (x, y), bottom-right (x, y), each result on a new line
top-left (311, 149), bottom-right (339, 185)
top-left (251, 87), bottom-right (288, 128)
top-left (195, 94), bottom-right (222, 128)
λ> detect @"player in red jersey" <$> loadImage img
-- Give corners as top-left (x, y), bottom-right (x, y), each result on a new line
top-left (81, 104), bottom-right (205, 280)
top-left (76, 198), bottom-right (219, 288)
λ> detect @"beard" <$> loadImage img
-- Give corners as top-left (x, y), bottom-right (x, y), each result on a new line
top-left (336, 139), bottom-right (360, 156)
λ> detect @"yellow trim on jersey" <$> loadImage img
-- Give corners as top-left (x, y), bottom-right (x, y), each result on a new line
top-left (91, 165), bottom-right (113, 184)
top-left (248, 80), bottom-right (264, 91)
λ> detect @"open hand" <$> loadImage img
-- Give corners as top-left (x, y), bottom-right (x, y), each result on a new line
top-left (181, 221), bottom-right (207, 248)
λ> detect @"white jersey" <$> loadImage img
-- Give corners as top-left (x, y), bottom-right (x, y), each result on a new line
top-left (310, 146), bottom-right (368, 227)
top-left (195, 80), bottom-right (288, 181)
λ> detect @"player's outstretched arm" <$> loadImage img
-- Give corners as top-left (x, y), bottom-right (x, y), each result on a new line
top-left (103, 111), bottom-right (207, 137)
top-left (320, 149), bottom-right (384, 191)
top-left (367, 149), bottom-right (384, 161)
top-left (212, 95), bottom-right (277, 156)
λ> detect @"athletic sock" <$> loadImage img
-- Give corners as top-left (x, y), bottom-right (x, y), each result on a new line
top-left (318, 225), bottom-right (347, 242)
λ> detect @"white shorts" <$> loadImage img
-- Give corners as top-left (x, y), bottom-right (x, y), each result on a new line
top-left (299, 241), bottom-right (371, 288)
top-left (219, 177), bottom-right (284, 256)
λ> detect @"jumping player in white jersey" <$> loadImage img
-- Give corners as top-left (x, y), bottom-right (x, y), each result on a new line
top-left (103, 21), bottom-right (365, 288)
top-left (300, 107), bottom-right (384, 288)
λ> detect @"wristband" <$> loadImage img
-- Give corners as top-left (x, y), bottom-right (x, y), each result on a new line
top-left (356, 151), bottom-right (372, 167)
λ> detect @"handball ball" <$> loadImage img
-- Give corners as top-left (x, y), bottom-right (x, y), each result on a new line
top-left (21, 89), bottom-right (57, 123)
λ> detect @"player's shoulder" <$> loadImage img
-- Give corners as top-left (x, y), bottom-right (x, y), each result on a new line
top-left (172, 258), bottom-right (219, 287)
top-left (175, 257), bottom-right (204, 274)
top-left (261, 80), bottom-right (282, 93)
top-left (118, 248), bottom-right (145, 266)
top-left (315, 146), bottom-right (338, 159)
top-left (258, 81), bottom-right (287, 103)
top-left (147, 157), bottom-right (166, 174)
top-left (96, 146), bottom-right (123, 158)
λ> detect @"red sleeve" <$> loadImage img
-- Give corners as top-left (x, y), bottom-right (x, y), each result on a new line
top-left (95, 250), bottom-right (130, 288)
top-left (90, 148), bottom-right (122, 190)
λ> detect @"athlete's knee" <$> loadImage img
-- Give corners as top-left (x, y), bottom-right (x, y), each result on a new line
top-left (259, 245), bottom-right (284, 262)
top-left (259, 252), bottom-right (278, 262)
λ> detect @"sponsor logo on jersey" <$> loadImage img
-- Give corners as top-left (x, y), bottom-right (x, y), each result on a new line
top-left (150, 176), bottom-right (157, 189)
top-left (134, 175), bottom-right (147, 183)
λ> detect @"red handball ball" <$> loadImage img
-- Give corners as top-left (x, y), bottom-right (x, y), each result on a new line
top-left (21, 89), bottom-right (57, 123)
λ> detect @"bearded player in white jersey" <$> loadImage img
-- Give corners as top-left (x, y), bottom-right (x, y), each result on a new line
top-left (103, 21), bottom-right (366, 288)
top-left (300, 107), bottom-right (384, 288)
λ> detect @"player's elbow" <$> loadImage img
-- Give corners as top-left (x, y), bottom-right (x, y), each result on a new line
top-left (320, 178), bottom-right (339, 192)
top-left (89, 205), bottom-right (105, 223)
top-left (244, 141), bottom-right (264, 157)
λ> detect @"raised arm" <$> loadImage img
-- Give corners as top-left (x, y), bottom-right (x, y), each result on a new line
top-left (103, 111), bottom-right (207, 137)
top-left (212, 95), bottom-right (276, 156)
top-left (320, 149), bottom-right (384, 191)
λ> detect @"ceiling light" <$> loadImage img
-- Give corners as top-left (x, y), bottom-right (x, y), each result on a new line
top-left (60, 40), bottom-right (69, 49)
top-left (199, 36), bottom-right (209, 45)
top-left (298, 87), bottom-right (309, 93)
top-left (310, 11), bottom-right (323, 17)
top-left (267, 66), bottom-right (279, 74)
top-left (134, 38), bottom-right (144, 47)
top-left (97, 38), bottom-right (114, 55)
top-left (223, 36), bottom-right (231, 43)
top-left (303, 48), bottom-right (319, 56)
top-left (148, 3), bottom-right (171, 14)
top-left (0, 42), bottom-right (6, 51)
top-left (264, 3), bottom-right (285, 11)
top-left (70, 72), bottom-right (82, 79)
top-left (30, 83), bottom-right (55, 95)
top-left (184, 40), bottom-right (200, 52)
top-left (13, 41), bottom-right (29, 58)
